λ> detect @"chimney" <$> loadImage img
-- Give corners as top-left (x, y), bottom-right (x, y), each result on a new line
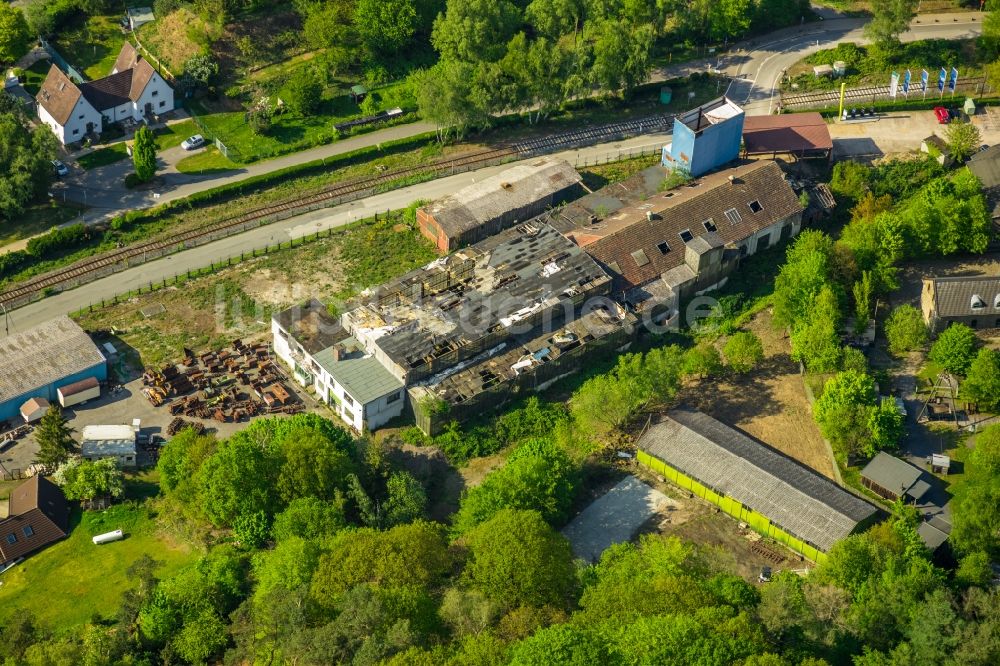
top-left (332, 346), bottom-right (341, 362)
top-left (728, 175), bottom-right (735, 186)
top-left (645, 211), bottom-right (653, 222)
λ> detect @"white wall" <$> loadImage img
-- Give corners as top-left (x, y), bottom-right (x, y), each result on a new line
top-left (133, 72), bottom-right (174, 119)
top-left (40, 96), bottom-right (103, 145)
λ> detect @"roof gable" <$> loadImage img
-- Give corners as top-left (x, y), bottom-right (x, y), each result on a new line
top-left (79, 69), bottom-right (134, 111)
top-left (112, 42), bottom-right (139, 74)
top-left (36, 64), bottom-right (83, 125)
top-left (129, 59), bottom-right (157, 101)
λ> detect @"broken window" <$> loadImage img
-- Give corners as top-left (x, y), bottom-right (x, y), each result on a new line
top-left (703, 218), bottom-right (717, 232)
top-left (749, 200), bottom-right (763, 213)
top-left (656, 241), bottom-right (670, 255)
top-left (724, 208), bottom-right (742, 225)
top-left (679, 229), bottom-right (693, 243)
top-left (631, 249), bottom-right (650, 267)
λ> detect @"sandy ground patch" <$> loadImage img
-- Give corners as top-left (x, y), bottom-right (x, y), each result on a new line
top-left (686, 310), bottom-right (836, 479)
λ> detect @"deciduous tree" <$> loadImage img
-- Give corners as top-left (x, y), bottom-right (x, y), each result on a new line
top-left (813, 370), bottom-right (877, 459)
top-left (285, 67), bottom-right (323, 116)
top-left (354, 0), bottom-right (418, 55)
top-left (54, 457), bottom-right (125, 501)
top-left (945, 121), bottom-right (982, 162)
top-left (929, 323), bottom-right (979, 376)
top-left (864, 0), bottom-right (918, 49)
top-left (884, 304), bottom-right (928, 356)
top-left (961, 348), bottom-right (1000, 411)
top-left (0, 5), bottom-right (31, 64)
top-left (724, 331), bottom-right (764, 374)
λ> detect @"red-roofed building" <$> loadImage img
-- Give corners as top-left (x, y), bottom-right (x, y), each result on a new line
top-left (742, 113), bottom-right (833, 161)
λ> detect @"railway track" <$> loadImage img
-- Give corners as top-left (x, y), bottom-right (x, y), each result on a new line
top-left (781, 77), bottom-right (987, 109)
top-left (0, 115), bottom-right (674, 309)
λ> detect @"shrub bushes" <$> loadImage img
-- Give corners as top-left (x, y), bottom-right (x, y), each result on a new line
top-left (25, 224), bottom-right (88, 258)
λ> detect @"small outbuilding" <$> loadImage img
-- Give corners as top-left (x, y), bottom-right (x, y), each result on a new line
top-left (57, 376), bottom-right (101, 408)
top-left (81, 424), bottom-right (138, 468)
top-left (742, 112), bottom-right (833, 161)
top-left (125, 7), bottom-right (155, 31)
top-left (19, 397), bottom-right (50, 424)
top-left (860, 452), bottom-right (931, 502)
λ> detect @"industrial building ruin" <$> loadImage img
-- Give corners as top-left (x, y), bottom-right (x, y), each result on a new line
top-left (416, 157), bottom-right (582, 253)
top-left (544, 159), bottom-right (803, 323)
top-left (342, 223), bottom-right (635, 433)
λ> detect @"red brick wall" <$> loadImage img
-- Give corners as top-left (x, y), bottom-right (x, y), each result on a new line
top-left (416, 208), bottom-right (449, 254)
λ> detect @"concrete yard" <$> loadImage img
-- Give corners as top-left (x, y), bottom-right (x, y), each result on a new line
top-left (562, 475), bottom-right (675, 563)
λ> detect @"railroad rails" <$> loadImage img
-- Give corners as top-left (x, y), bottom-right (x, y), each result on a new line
top-left (781, 77), bottom-right (987, 110)
top-left (0, 115), bottom-right (674, 310)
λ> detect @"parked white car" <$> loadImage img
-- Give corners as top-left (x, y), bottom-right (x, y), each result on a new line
top-left (51, 159), bottom-right (69, 177)
top-left (181, 134), bottom-right (205, 150)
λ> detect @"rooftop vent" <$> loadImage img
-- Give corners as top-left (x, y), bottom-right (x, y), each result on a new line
top-left (501, 182), bottom-right (512, 190)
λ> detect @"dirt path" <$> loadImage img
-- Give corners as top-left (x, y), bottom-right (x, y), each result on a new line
top-left (686, 310), bottom-right (836, 480)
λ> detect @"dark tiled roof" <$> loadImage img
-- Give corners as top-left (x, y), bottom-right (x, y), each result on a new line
top-left (639, 408), bottom-right (880, 552)
top-left (929, 276), bottom-right (1000, 318)
top-left (35, 64), bottom-right (82, 125)
top-left (860, 452), bottom-right (929, 499)
top-left (79, 70), bottom-right (134, 111)
top-left (0, 476), bottom-right (70, 564)
top-left (968, 146), bottom-right (1000, 190)
top-left (743, 113), bottom-right (833, 154)
top-left (549, 161), bottom-right (801, 290)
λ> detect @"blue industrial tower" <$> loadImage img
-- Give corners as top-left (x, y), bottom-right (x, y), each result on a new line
top-left (662, 97), bottom-right (745, 177)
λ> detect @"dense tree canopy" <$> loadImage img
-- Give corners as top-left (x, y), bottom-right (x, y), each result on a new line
top-left (0, 98), bottom-right (57, 219)
top-left (929, 323), bottom-right (979, 376)
top-left (0, 4), bottom-right (31, 64)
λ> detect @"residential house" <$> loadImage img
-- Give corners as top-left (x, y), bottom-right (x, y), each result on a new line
top-left (0, 476), bottom-right (70, 569)
top-left (921, 275), bottom-right (1000, 332)
top-left (36, 43), bottom-right (174, 144)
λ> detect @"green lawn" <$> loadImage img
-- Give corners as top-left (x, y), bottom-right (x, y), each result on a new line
top-left (54, 15), bottom-right (128, 81)
top-left (0, 202), bottom-right (84, 249)
top-left (175, 146), bottom-right (237, 174)
top-left (0, 480), bottom-right (195, 630)
top-left (20, 60), bottom-right (52, 96)
top-left (78, 144), bottom-right (130, 170)
top-left (154, 120), bottom-right (202, 151)
top-left (188, 79), bottom-right (415, 163)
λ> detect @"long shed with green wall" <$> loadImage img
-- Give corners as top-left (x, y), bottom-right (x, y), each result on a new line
top-left (637, 408), bottom-right (881, 563)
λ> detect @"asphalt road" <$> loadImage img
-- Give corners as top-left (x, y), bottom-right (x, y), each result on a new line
top-left (723, 12), bottom-right (984, 115)
top-left (6, 133), bottom-right (669, 332)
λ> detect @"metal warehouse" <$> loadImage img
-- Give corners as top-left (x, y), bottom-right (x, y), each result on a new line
top-left (0, 316), bottom-right (107, 424)
top-left (637, 408), bottom-right (881, 561)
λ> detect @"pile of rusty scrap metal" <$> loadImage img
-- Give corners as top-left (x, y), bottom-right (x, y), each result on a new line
top-left (144, 339), bottom-right (301, 424)
top-left (166, 418), bottom-right (206, 437)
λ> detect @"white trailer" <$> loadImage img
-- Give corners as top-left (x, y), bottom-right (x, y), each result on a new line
top-left (92, 529), bottom-right (124, 545)
top-left (58, 376), bottom-right (101, 408)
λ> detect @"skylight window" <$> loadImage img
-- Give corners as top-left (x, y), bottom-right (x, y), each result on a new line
top-left (657, 241), bottom-right (671, 255)
top-left (703, 218), bottom-right (717, 232)
top-left (724, 208), bottom-right (742, 225)
top-left (631, 249), bottom-right (650, 267)
top-left (679, 229), bottom-right (693, 243)
top-left (748, 200), bottom-right (763, 213)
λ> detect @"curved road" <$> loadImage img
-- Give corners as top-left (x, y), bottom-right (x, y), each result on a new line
top-left (721, 12), bottom-right (984, 115)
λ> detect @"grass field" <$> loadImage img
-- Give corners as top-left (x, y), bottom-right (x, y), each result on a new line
top-left (0, 477), bottom-right (195, 630)
top-left (0, 202), bottom-right (84, 249)
top-left (175, 146), bottom-right (237, 174)
top-left (54, 15), bottom-right (128, 81)
top-left (19, 60), bottom-right (51, 96)
top-left (154, 120), bottom-right (202, 151)
top-left (77, 144), bottom-right (129, 170)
